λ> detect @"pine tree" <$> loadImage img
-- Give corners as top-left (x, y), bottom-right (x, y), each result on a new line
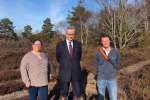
top-left (42, 18), bottom-right (54, 41)
top-left (0, 18), bottom-right (15, 40)
top-left (67, 4), bottom-right (91, 44)
top-left (22, 25), bottom-right (32, 38)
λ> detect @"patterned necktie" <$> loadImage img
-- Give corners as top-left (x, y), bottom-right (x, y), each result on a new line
top-left (69, 42), bottom-right (73, 57)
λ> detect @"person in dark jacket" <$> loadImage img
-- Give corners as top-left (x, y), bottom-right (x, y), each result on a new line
top-left (94, 34), bottom-right (120, 100)
top-left (56, 26), bottom-right (83, 100)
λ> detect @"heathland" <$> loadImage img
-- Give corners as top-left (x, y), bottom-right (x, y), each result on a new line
top-left (0, 41), bottom-right (150, 100)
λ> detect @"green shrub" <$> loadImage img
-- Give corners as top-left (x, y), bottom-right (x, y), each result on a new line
top-left (138, 37), bottom-right (150, 47)
top-left (145, 86), bottom-right (150, 92)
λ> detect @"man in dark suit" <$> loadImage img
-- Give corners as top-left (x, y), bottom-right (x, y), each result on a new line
top-left (56, 26), bottom-right (83, 100)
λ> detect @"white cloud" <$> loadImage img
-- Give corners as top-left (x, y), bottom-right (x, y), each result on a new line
top-left (49, 0), bottom-right (69, 24)
top-left (0, 0), bottom-right (45, 31)
top-left (0, 0), bottom-right (6, 18)
top-left (0, 0), bottom-right (74, 32)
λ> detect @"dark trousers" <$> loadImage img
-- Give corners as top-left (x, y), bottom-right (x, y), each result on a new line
top-left (27, 86), bottom-right (48, 100)
top-left (60, 69), bottom-right (83, 98)
top-left (60, 80), bottom-right (82, 98)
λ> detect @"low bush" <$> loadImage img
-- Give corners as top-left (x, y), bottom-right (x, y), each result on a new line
top-left (0, 81), bottom-right (25, 95)
top-left (1, 42), bottom-right (150, 99)
top-left (0, 70), bottom-right (21, 82)
top-left (138, 37), bottom-right (150, 47)
top-left (118, 64), bottom-right (150, 100)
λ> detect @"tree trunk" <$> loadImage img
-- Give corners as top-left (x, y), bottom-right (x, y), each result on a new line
top-left (145, 17), bottom-right (149, 36)
top-left (80, 19), bottom-right (83, 44)
top-left (86, 22), bottom-right (89, 45)
top-left (61, 34), bottom-right (64, 40)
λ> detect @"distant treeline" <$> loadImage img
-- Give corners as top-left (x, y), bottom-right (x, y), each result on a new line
top-left (0, 0), bottom-right (150, 49)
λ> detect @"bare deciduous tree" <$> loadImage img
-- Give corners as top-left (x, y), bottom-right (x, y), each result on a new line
top-left (83, 11), bottom-right (92, 45)
top-left (54, 19), bottom-right (69, 40)
top-left (92, 0), bottom-right (146, 49)
top-left (139, 0), bottom-right (150, 36)
top-left (14, 29), bottom-right (23, 40)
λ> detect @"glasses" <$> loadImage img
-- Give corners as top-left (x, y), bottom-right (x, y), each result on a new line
top-left (34, 44), bottom-right (41, 46)
top-left (66, 33), bottom-right (74, 36)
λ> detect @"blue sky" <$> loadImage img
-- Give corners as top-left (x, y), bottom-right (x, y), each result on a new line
top-left (0, 0), bottom-right (80, 33)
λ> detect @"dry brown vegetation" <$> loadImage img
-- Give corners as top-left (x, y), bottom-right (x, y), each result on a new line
top-left (118, 64), bottom-right (150, 100)
top-left (0, 41), bottom-right (150, 99)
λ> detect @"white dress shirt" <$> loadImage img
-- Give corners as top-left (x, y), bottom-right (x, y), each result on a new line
top-left (66, 39), bottom-right (73, 53)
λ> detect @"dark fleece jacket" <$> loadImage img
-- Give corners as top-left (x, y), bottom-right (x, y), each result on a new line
top-left (94, 48), bottom-right (120, 79)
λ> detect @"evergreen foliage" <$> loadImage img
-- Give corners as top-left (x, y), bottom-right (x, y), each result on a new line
top-left (0, 18), bottom-right (17, 41)
top-left (22, 25), bottom-right (32, 38)
top-left (67, 4), bottom-right (92, 44)
top-left (42, 18), bottom-right (54, 42)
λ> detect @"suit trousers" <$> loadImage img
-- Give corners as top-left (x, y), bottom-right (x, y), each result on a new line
top-left (60, 69), bottom-right (83, 98)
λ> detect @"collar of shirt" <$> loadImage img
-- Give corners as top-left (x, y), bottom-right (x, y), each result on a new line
top-left (102, 46), bottom-right (111, 56)
top-left (102, 46), bottom-right (111, 51)
top-left (66, 39), bottom-right (73, 52)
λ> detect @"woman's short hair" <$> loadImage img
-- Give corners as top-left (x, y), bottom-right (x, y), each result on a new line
top-left (32, 39), bottom-right (42, 46)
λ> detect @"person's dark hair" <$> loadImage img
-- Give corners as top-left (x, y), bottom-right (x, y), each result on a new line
top-left (32, 39), bottom-right (42, 46)
top-left (101, 34), bottom-right (110, 41)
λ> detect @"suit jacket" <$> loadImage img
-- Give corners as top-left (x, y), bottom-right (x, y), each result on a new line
top-left (56, 40), bottom-right (82, 82)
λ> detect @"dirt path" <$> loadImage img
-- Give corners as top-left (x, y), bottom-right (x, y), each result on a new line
top-left (117, 59), bottom-right (150, 76)
top-left (0, 59), bottom-right (150, 100)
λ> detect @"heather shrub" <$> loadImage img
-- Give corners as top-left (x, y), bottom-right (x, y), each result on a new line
top-left (0, 70), bottom-right (21, 82)
top-left (138, 36), bottom-right (150, 47)
top-left (0, 81), bottom-right (25, 95)
top-left (0, 42), bottom-right (150, 100)
top-left (118, 64), bottom-right (150, 99)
